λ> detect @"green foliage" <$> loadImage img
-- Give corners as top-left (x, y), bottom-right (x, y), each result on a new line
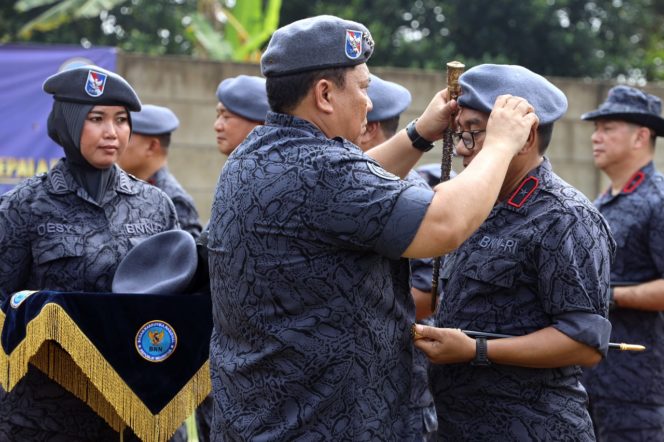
top-left (279, 0), bottom-right (664, 82)
top-left (3, 0), bottom-right (663, 80)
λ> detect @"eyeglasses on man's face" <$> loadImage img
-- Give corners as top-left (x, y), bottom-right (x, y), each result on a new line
top-left (452, 129), bottom-right (486, 150)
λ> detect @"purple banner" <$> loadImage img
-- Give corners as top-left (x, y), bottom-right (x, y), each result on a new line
top-left (0, 44), bottom-right (117, 194)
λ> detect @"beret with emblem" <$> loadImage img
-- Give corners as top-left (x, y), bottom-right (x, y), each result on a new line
top-left (581, 85), bottom-right (664, 137)
top-left (367, 74), bottom-right (412, 122)
top-left (130, 104), bottom-right (180, 135)
top-left (43, 65), bottom-right (141, 111)
top-left (261, 15), bottom-right (374, 77)
top-left (458, 64), bottom-right (567, 125)
top-left (216, 75), bottom-right (269, 122)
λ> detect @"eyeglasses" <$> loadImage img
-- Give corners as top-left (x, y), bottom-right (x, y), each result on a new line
top-left (453, 129), bottom-right (486, 150)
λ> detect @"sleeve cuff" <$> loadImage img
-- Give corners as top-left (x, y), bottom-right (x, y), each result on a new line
top-left (374, 185), bottom-right (434, 260)
top-left (552, 311), bottom-right (612, 357)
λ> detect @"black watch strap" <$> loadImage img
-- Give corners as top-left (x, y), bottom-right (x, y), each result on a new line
top-left (470, 337), bottom-right (491, 366)
top-left (406, 119), bottom-right (434, 152)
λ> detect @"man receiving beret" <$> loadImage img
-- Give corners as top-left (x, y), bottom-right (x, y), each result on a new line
top-left (580, 86), bottom-right (664, 441)
top-left (413, 64), bottom-right (615, 440)
top-left (213, 75), bottom-right (269, 156)
top-left (118, 104), bottom-right (202, 239)
top-left (207, 16), bottom-right (538, 440)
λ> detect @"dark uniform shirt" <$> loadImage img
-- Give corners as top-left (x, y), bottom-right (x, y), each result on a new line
top-left (0, 158), bottom-right (178, 441)
top-left (582, 162), bottom-right (664, 429)
top-left (207, 112), bottom-right (433, 441)
top-left (149, 166), bottom-right (203, 239)
top-left (430, 158), bottom-right (614, 441)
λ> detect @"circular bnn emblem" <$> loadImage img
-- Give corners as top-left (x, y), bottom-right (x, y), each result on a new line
top-left (135, 321), bottom-right (177, 362)
top-left (10, 290), bottom-right (38, 309)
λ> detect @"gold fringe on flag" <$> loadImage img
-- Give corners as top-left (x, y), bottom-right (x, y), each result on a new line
top-left (0, 303), bottom-right (211, 442)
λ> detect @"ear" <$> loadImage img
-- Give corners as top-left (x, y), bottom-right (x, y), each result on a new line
top-left (313, 78), bottom-right (335, 114)
top-left (633, 126), bottom-right (653, 150)
top-left (146, 137), bottom-right (161, 157)
top-left (518, 123), bottom-right (539, 155)
top-left (357, 121), bottom-right (380, 146)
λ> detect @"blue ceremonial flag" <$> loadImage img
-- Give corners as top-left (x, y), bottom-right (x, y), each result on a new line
top-left (0, 289), bottom-right (212, 442)
top-left (0, 44), bottom-right (117, 195)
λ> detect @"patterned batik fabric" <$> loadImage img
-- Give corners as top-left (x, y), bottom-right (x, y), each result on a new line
top-left (207, 112), bottom-right (434, 440)
top-left (149, 166), bottom-right (203, 240)
top-left (0, 158), bottom-right (178, 441)
top-left (582, 161), bottom-right (664, 435)
top-left (430, 158), bottom-right (615, 441)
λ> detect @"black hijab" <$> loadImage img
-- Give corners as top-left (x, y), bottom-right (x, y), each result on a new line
top-left (47, 101), bottom-right (120, 203)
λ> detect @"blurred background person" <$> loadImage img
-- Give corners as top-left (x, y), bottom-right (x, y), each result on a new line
top-left (214, 75), bottom-right (269, 156)
top-left (119, 103), bottom-right (202, 238)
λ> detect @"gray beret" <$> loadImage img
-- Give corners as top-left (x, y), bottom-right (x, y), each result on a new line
top-left (581, 85), bottom-right (664, 137)
top-left (112, 230), bottom-right (198, 295)
top-left (261, 15), bottom-right (374, 77)
top-left (367, 74), bottom-right (412, 122)
top-left (458, 64), bottom-right (567, 125)
top-left (43, 65), bottom-right (141, 111)
top-left (130, 104), bottom-right (180, 135)
top-left (216, 75), bottom-right (269, 122)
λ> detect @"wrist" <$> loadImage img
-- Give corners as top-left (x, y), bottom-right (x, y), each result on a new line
top-left (609, 287), bottom-right (619, 310)
top-left (470, 337), bottom-right (491, 366)
top-left (406, 119), bottom-right (434, 152)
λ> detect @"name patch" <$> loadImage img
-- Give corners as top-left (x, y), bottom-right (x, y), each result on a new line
top-left (478, 235), bottom-right (519, 254)
top-left (36, 223), bottom-right (79, 236)
top-left (135, 320), bottom-right (177, 362)
top-left (124, 223), bottom-right (164, 235)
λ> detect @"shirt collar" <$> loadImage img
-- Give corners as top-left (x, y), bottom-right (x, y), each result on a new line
top-left (500, 157), bottom-right (551, 215)
top-left (266, 111), bottom-right (330, 141)
top-left (598, 161), bottom-right (655, 204)
top-left (46, 159), bottom-right (139, 202)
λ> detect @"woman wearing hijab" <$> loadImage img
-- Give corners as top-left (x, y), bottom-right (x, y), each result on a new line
top-left (0, 66), bottom-right (179, 440)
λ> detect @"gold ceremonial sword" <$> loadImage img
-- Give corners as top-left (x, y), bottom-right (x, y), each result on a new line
top-left (431, 61), bottom-right (465, 312)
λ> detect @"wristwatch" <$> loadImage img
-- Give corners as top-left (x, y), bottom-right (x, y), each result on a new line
top-left (406, 119), bottom-right (434, 152)
top-left (470, 337), bottom-right (491, 366)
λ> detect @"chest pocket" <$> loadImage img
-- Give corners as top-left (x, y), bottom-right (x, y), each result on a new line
top-left (33, 236), bottom-right (85, 265)
top-left (458, 250), bottom-right (522, 289)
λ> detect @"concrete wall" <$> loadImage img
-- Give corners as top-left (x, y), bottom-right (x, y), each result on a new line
top-left (117, 54), bottom-right (664, 224)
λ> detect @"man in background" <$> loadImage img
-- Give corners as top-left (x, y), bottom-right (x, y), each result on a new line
top-left (119, 104), bottom-right (202, 238)
top-left (214, 75), bottom-right (270, 156)
top-left (581, 85), bottom-right (664, 441)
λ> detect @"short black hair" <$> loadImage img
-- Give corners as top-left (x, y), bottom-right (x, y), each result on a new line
top-left (156, 133), bottom-right (171, 149)
top-left (266, 67), bottom-right (349, 114)
top-left (537, 124), bottom-right (554, 154)
top-left (378, 116), bottom-right (400, 138)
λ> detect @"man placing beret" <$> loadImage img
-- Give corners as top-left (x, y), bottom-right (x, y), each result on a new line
top-left (414, 64), bottom-right (616, 441)
top-left (207, 16), bottom-right (537, 440)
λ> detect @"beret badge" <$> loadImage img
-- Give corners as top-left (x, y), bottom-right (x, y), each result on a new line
top-left (85, 70), bottom-right (107, 98)
top-left (345, 30), bottom-right (364, 59)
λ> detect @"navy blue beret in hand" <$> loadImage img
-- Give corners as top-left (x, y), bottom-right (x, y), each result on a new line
top-left (458, 64), bottom-right (567, 125)
top-left (43, 65), bottom-right (141, 111)
top-left (112, 230), bottom-right (199, 295)
top-left (581, 85), bottom-right (664, 137)
top-left (366, 74), bottom-right (412, 122)
top-left (261, 15), bottom-right (374, 77)
top-left (130, 104), bottom-right (180, 135)
top-left (216, 75), bottom-right (270, 122)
